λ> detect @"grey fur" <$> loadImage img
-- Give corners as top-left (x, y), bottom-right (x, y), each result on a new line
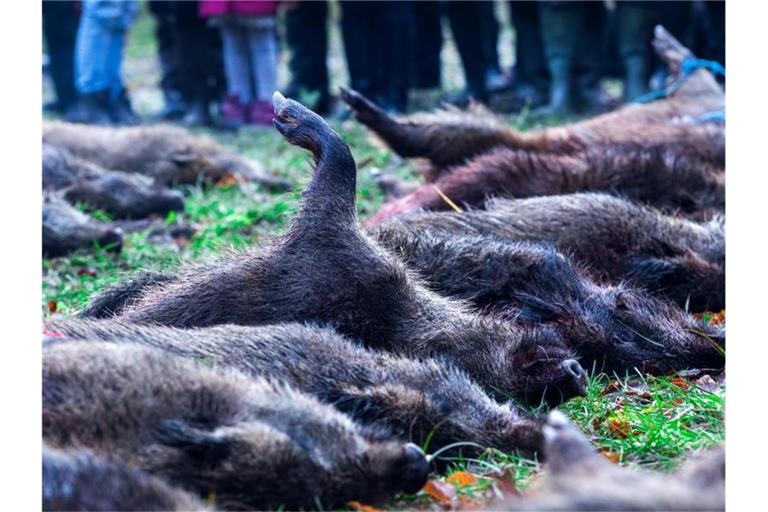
top-left (43, 341), bottom-right (430, 510)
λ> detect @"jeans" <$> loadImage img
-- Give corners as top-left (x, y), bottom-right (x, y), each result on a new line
top-left (75, 0), bottom-right (138, 97)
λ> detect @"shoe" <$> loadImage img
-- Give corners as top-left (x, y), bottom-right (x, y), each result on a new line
top-left (220, 95), bottom-right (248, 129)
top-left (534, 57), bottom-right (576, 117)
top-left (65, 90), bottom-right (113, 125)
top-left (111, 89), bottom-right (141, 126)
top-left (182, 99), bottom-right (212, 127)
top-left (248, 100), bottom-right (274, 126)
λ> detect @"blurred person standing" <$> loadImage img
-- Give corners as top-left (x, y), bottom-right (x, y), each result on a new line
top-left (42, 1), bottom-right (81, 116)
top-left (200, 0), bottom-right (279, 128)
top-left (340, 1), bottom-right (413, 113)
top-left (150, 1), bottom-right (225, 125)
top-left (283, 1), bottom-right (331, 114)
top-left (67, 0), bottom-right (140, 126)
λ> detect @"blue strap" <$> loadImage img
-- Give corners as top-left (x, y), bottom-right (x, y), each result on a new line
top-left (696, 110), bottom-right (725, 124)
top-left (632, 57), bottom-right (725, 104)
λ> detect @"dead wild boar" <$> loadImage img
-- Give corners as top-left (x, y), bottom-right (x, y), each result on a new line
top-left (43, 121), bottom-right (291, 190)
top-left (341, 26), bottom-right (723, 172)
top-left (48, 319), bottom-right (545, 455)
top-left (43, 195), bottom-right (123, 258)
top-left (363, 139), bottom-right (724, 225)
top-left (43, 143), bottom-right (185, 219)
top-left (372, 229), bottom-right (724, 374)
top-left (374, 193), bottom-right (724, 312)
top-left (43, 445), bottom-right (208, 511)
top-left (94, 93), bottom-right (587, 407)
top-left (43, 341), bottom-right (430, 510)
top-left (501, 411), bottom-right (724, 511)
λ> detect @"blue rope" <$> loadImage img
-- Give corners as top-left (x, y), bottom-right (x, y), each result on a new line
top-left (696, 110), bottom-right (725, 124)
top-left (632, 57), bottom-right (725, 104)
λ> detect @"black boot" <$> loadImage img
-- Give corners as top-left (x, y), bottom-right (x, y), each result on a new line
top-left (537, 57), bottom-right (576, 117)
top-left (65, 90), bottom-right (113, 125)
top-left (110, 89), bottom-right (140, 126)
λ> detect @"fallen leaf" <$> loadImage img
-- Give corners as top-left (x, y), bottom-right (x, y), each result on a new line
top-left (446, 471), bottom-right (478, 487)
top-left (217, 172), bottom-right (239, 188)
top-left (608, 417), bottom-right (631, 438)
top-left (600, 449), bottom-right (621, 463)
top-left (47, 300), bottom-right (57, 313)
top-left (347, 501), bottom-right (383, 512)
top-left (423, 479), bottom-right (458, 507)
top-left (601, 380), bottom-right (623, 395)
top-left (670, 377), bottom-right (691, 390)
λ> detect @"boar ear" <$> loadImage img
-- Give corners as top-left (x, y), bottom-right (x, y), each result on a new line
top-left (512, 293), bottom-right (564, 322)
top-left (152, 419), bottom-right (230, 463)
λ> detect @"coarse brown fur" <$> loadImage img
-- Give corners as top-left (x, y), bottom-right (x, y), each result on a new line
top-left (364, 138), bottom-right (724, 225)
top-left (500, 411), bottom-right (724, 511)
top-left (371, 229), bottom-right (724, 374)
top-left (341, 27), bottom-right (724, 172)
top-left (43, 341), bottom-right (430, 510)
top-left (43, 121), bottom-right (291, 190)
top-left (43, 195), bottom-right (123, 258)
top-left (374, 193), bottom-right (724, 312)
top-left (48, 319), bottom-right (544, 456)
top-left (43, 445), bottom-right (208, 511)
top-left (43, 144), bottom-right (185, 219)
top-left (94, 93), bottom-right (587, 407)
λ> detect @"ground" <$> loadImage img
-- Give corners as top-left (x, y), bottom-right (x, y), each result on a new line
top-left (42, 4), bottom-right (724, 509)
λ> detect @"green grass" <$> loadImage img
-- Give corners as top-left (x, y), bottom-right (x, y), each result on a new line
top-left (42, 4), bottom-right (724, 507)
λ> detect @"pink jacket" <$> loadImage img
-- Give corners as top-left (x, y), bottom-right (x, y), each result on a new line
top-left (199, 1), bottom-right (277, 18)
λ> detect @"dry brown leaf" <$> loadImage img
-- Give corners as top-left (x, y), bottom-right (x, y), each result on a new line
top-left (217, 171), bottom-right (239, 188)
top-left (47, 300), bottom-right (57, 313)
top-left (347, 501), bottom-right (384, 512)
top-left (423, 479), bottom-right (458, 507)
top-left (608, 417), bottom-right (631, 438)
top-left (670, 377), bottom-right (691, 390)
top-left (488, 468), bottom-right (520, 497)
top-left (600, 449), bottom-right (621, 463)
top-left (601, 380), bottom-right (623, 395)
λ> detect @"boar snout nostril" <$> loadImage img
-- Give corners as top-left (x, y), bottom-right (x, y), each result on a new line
top-left (561, 359), bottom-right (588, 395)
top-left (398, 443), bottom-right (430, 494)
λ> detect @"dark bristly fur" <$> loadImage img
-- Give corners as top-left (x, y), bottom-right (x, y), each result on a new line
top-left (501, 411), bottom-right (724, 511)
top-left (43, 121), bottom-right (291, 190)
top-left (48, 319), bottom-right (545, 456)
top-left (374, 193), bottom-right (724, 312)
top-left (95, 93), bottom-right (587, 407)
top-left (43, 143), bottom-right (185, 219)
top-left (43, 195), bottom-right (123, 258)
top-left (76, 271), bottom-right (179, 319)
top-left (43, 446), bottom-right (208, 511)
top-left (43, 341), bottom-right (430, 510)
top-left (341, 27), bottom-right (723, 172)
top-left (372, 229), bottom-right (724, 374)
top-left (364, 138), bottom-right (724, 225)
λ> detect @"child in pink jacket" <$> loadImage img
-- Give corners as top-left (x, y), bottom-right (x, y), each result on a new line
top-left (200, 1), bottom-right (278, 127)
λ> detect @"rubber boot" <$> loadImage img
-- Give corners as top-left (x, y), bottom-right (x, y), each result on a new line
top-left (110, 89), bottom-right (141, 126)
top-left (537, 57), bottom-right (576, 117)
top-left (65, 90), bottom-right (113, 125)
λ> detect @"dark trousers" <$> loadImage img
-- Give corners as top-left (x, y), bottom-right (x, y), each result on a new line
top-left (341, 0), bottom-right (414, 111)
top-left (411, 1), bottom-right (443, 89)
top-left (445, 1), bottom-right (489, 101)
top-left (148, 1), bottom-right (224, 105)
top-left (42, 1), bottom-right (80, 110)
top-left (285, 0), bottom-right (330, 107)
top-left (509, 0), bottom-right (548, 89)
